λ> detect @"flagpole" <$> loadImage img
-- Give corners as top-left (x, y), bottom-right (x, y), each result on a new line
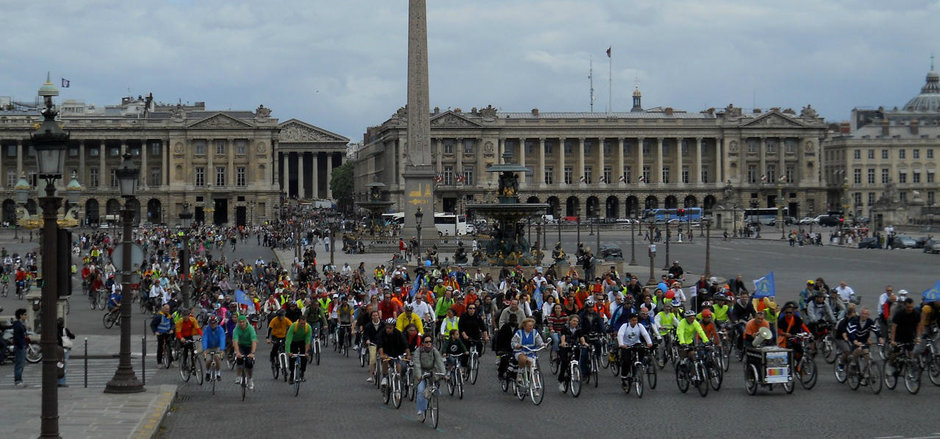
top-left (589, 56), bottom-right (594, 113)
top-left (608, 46), bottom-right (612, 114)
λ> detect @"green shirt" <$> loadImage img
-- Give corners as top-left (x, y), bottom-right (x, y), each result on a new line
top-left (232, 323), bottom-right (257, 347)
top-left (285, 322), bottom-right (312, 348)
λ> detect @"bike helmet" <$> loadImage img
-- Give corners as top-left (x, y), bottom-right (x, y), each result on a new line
top-left (671, 299), bottom-right (681, 307)
top-left (276, 309), bottom-right (285, 317)
top-left (385, 318), bottom-right (396, 325)
top-left (404, 303), bottom-right (413, 311)
top-left (665, 291), bottom-right (675, 300)
top-left (585, 298), bottom-right (595, 306)
top-left (897, 289), bottom-right (909, 297)
top-left (701, 309), bottom-right (713, 318)
top-left (207, 315), bottom-right (218, 324)
top-left (683, 310), bottom-right (696, 317)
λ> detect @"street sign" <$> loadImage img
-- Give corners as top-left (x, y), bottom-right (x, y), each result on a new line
top-left (111, 243), bottom-right (144, 272)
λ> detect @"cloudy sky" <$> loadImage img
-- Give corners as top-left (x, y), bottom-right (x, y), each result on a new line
top-left (1, 0), bottom-right (937, 141)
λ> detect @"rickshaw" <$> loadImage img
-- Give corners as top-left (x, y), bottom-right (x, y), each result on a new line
top-left (743, 328), bottom-right (794, 395)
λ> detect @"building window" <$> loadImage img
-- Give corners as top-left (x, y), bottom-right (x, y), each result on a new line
top-left (150, 168), bottom-right (161, 187)
top-left (584, 142), bottom-right (592, 156)
top-left (899, 149), bottom-right (906, 159)
top-left (195, 167), bottom-right (205, 186)
top-left (853, 149), bottom-right (860, 160)
top-left (151, 142), bottom-right (161, 156)
top-left (701, 168), bottom-right (708, 183)
top-left (681, 166), bottom-right (689, 184)
top-left (928, 191), bottom-right (935, 205)
top-left (603, 141), bottom-right (612, 155)
top-left (785, 139), bottom-right (797, 153)
top-left (867, 149), bottom-right (874, 159)
top-left (443, 166), bottom-right (454, 185)
top-left (564, 142), bottom-right (572, 155)
top-left (642, 166), bottom-right (651, 183)
top-left (881, 168), bottom-right (889, 184)
top-left (603, 166), bottom-right (611, 184)
top-left (747, 139), bottom-right (758, 153)
top-left (786, 165), bottom-right (795, 183)
top-left (88, 168), bottom-right (98, 187)
top-left (910, 149), bottom-right (919, 159)
top-left (681, 140), bottom-right (689, 156)
top-left (868, 192), bottom-right (875, 206)
top-left (766, 164), bottom-right (776, 182)
top-left (898, 172), bottom-right (907, 183)
top-left (766, 140), bottom-right (776, 154)
top-left (642, 140), bottom-right (650, 155)
top-left (215, 140), bottom-right (226, 156)
top-left (584, 167), bottom-right (593, 184)
top-left (853, 192), bottom-right (862, 207)
top-left (5, 145), bottom-right (14, 157)
top-left (544, 166), bottom-right (553, 185)
top-left (623, 166), bottom-right (632, 183)
top-left (881, 149), bottom-right (888, 159)
top-left (194, 140), bottom-right (207, 155)
top-left (899, 191), bottom-right (907, 203)
top-left (109, 147), bottom-right (119, 157)
top-left (928, 171), bottom-right (935, 183)
top-left (236, 140), bottom-right (247, 155)
top-left (564, 167), bottom-right (573, 184)
top-left (215, 167), bottom-right (225, 186)
top-left (110, 169), bottom-right (117, 187)
top-left (443, 140), bottom-right (453, 155)
top-left (913, 171), bottom-right (921, 183)
top-left (236, 167), bottom-right (246, 187)
top-left (867, 168), bottom-right (875, 184)
top-left (662, 166), bottom-right (670, 184)
top-left (525, 142), bottom-right (533, 156)
top-left (853, 169), bottom-right (861, 184)
top-left (462, 166), bottom-right (474, 185)
top-left (68, 147), bottom-right (78, 157)
top-left (89, 147), bottom-right (99, 157)
top-left (463, 139), bottom-right (474, 155)
top-left (747, 165), bottom-right (757, 184)
top-left (6, 171), bottom-right (16, 188)
top-left (928, 149), bottom-right (934, 159)
top-left (544, 142), bottom-right (553, 155)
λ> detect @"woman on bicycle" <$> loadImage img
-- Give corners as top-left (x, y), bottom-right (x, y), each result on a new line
top-left (413, 335), bottom-right (445, 421)
top-left (511, 317), bottom-right (545, 384)
top-left (202, 315), bottom-right (226, 382)
top-left (557, 314), bottom-right (585, 392)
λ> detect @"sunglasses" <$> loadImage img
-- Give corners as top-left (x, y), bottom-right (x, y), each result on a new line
top-left (423, 340), bottom-right (433, 344)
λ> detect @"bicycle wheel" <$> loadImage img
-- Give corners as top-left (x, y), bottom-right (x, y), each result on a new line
top-left (847, 361), bottom-right (860, 390)
top-left (211, 374), bottom-right (216, 395)
top-left (359, 346), bottom-right (366, 368)
top-left (928, 355), bottom-right (940, 386)
top-left (823, 338), bottom-right (836, 364)
top-left (447, 369), bottom-right (456, 395)
top-left (676, 364), bottom-right (689, 393)
top-left (634, 365), bottom-right (644, 398)
top-left (469, 354), bottom-right (479, 384)
top-left (868, 360), bottom-right (883, 394)
top-left (281, 357), bottom-right (289, 382)
top-left (97, 295), bottom-right (107, 311)
top-left (103, 312), bottom-right (115, 329)
top-left (408, 373), bottom-right (417, 401)
top-left (646, 361), bottom-right (658, 389)
top-left (530, 368), bottom-right (544, 405)
top-left (383, 375), bottom-right (392, 404)
top-left (179, 353), bottom-right (192, 382)
top-left (89, 292), bottom-right (97, 310)
top-left (272, 356), bottom-right (280, 380)
top-left (162, 344), bottom-right (171, 369)
top-left (429, 390), bottom-right (439, 429)
top-left (655, 344), bottom-right (666, 369)
top-left (600, 343), bottom-right (610, 369)
top-left (457, 369), bottom-right (464, 400)
top-left (392, 374), bottom-right (403, 408)
top-left (669, 345), bottom-right (679, 369)
top-left (903, 362), bottom-right (921, 394)
top-left (195, 355), bottom-right (204, 385)
top-left (592, 361), bottom-right (599, 389)
top-left (315, 342), bottom-right (321, 365)
top-left (708, 359), bottom-right (723, 391)
top-left (500, 375), bottom-right (509, 393)
top-left (241, 379), bottom-right (246, 402)
top-left (834, 356), bottom-right (847, 383)
top-left (570, 365), bottom-right (582, 397)
top-left (745, 364), bottom-right (758, 395)
top-left (884, 361), bottom-right (898, 390)
top-left (799, 358), bottom-right (817, 390)
top-left (293, 364), bottom-right (301, 397)
top-left (549, 350), bottom-right (560, 375)
top-left (696, 363), bottom-right (709, 397)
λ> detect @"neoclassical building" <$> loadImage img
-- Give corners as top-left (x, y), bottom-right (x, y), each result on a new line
top-left (355, 93), bottom-right (828, 225)
top-left (823, 64), bottom-right (940, 227)
top-left (0, 92), bottom-right (345, 226)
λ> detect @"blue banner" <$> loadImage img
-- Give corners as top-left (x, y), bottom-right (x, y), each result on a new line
top-left (923, 280), bottom-right (940, 302)
top-left (752, 272), bottom-right (775, 298)
top-left (235, 289), bottom-right (253, 307)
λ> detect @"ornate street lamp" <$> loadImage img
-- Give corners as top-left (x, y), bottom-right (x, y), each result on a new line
top-left (415, 207), bottom-right (424, 259)
top-left (31, 73), bottom-right (69, 438)
top-left (105, 152), bottom-right (144, 394)
top-left (178, 202), bottom-right (193, 308)
top-left (629, 212), bottom-right (637, 266)
top-left (13, 173), bottom-right (30, 239)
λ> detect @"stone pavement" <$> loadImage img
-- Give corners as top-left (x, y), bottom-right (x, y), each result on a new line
top-left (0, 384), bottom-right (176, 438)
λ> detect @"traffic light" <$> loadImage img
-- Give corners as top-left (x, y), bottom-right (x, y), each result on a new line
top-left (677, 208), bottom-right (685, 217)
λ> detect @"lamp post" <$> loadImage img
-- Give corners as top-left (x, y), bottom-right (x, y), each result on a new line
top-left (576, 216), bottom-right (581, 247)
top-left (647, 221), bottom-right (656, 286)
top-left (662, 213), bottom-right (671, 270)
top-left (247, 200), bottom-right (255, 227)
top-left (705, 220), bottom-right (712, 279)
top-left (778, 182), bottom-right (786, 240)
top-left (178, 202), bottom-right (193, 309)
top-left (14, 173), bottom-right (30, 240)
top-left (629, 213), bottom-right (637, 266)
top-left (105, 152), bottom-right (144, 395)
top-left (330, 220), bottom-right (336, 266)
top-left (415, 207), bottom-right (424, 260)
top-left (32, 74), bottom-right (69, 438)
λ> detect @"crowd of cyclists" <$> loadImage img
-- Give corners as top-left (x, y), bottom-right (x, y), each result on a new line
top-left (46, 208), bottom-right (939, 419)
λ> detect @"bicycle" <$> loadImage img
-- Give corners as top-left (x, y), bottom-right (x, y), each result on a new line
top-left (620, 345), bottom-right (647, 398)
top-left (338, 323), bottom-right (352, 357)
top-left (676, 345), bottom-right (710, 397)
top-left (235, 353), bottom-right (254, 402)
top-left (791, 333), bottom-right (818, 390)
top-left (289, 353), bottom-right (307, 397)
top-left (445, 353), bottom-right (465, 399)
top-left (271, 339), bottom-right (288, 382)
top-left (418, 372), bottom-right (447, 429)
top-left (884, 343), bottom-right (921, 394)
top-left (583, 338), bottom-right (601, 388)
top-left (312, 326), bottom-right (322, 366)
top-left (178, 339), bottom-right (204, 385)
top-left (717, 322), bottom-right (734, 371)
top-left (558, 344), bottom-right (582, 397)
top-left (204, 350), bottom-right (223, 396)
top-left (102, 308), bottom-right (120, 329)
top-left (465, 339), bottom-right (481, 385)
top-left (841, 345), bottom-right (883, 394)
top-left (916, 332), bottom-right (940, 387)
top-left (703, 343), bottom-right (724, 391)
top-left (513, 345), bottom-right (546, 405)
top-left (358, 337), bottom-right (368, 368)
top-left (382, 355), bottom-right (406, 408)
top-left (656, 331), bottom-right (678, 369)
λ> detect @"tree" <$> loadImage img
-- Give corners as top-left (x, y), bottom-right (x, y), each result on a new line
top-left (330, 162), bottom-right (355, 214)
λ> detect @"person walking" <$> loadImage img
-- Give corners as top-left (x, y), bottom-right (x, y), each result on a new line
top-left (12, 308), bottom-right (27, 387)
top-left (57, 317), bottom-right (75, 387)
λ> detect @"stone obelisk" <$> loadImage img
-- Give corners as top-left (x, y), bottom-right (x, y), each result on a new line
top-left (402, 0), bottom-right (434, 238)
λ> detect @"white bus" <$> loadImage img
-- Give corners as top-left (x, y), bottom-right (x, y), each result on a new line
top-left (434, 213), bottom-right (469, 236)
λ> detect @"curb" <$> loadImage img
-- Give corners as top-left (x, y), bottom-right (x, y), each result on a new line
top-left (132, 384), bottom-right (177, 439)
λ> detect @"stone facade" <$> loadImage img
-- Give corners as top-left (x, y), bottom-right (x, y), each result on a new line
top-left (355, 99), bottom-right (828, 227)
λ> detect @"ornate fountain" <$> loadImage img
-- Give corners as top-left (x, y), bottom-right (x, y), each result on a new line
top-left (355, 182), bottom-right (395, 231)
top-left (466, 151), bottom-right (548, 266)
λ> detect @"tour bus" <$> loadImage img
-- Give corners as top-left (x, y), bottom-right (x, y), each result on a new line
top-left (434, 212), bottom-right (470, 236)
top-left (643, 208), bottom-right (703, 223)
top-left (743, 207), bottom-right (789, 226)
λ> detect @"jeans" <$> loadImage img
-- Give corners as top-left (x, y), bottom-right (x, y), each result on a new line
top-left (58, 348), bottom-right (70, 385)
top-left (14, 347), bottom-right (26, 383)
top-left (416, 377), bottom-right (438, 412)
top-left (549, 333), bottom-right (560, 352)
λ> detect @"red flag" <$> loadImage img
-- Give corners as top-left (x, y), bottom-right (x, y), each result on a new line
top-left (606, 47), bottom-right (611, 58)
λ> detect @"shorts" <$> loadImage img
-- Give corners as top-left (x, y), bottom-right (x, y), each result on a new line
top-left (368, 345), bottom-right (378, 367)
top-left (235, 345), bottom-right (254, 369)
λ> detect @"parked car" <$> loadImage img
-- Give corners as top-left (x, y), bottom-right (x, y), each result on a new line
top-left (814, 215), bottom-right (841, 227)
top-left (888, 235), bottom-right (917, 249)
top-left (923, 239), bottom-right (940, 254)
top-left (914, 236), bottom-right (930, 249)
top-left (599, 243), bottom-right (624, 261)
top-left (857, 237), bottom-right (881, 249)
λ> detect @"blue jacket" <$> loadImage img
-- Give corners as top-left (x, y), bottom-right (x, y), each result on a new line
top-left (202, 325), bottom-right (226, 350)
top-left (12, 320), bottom-right (27, 348)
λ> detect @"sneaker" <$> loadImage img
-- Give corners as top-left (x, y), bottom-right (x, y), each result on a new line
top-left (216, 372), bottom-right (222, 379)
top-left (380, 377), bottom-right (387, 387)
top-left (205, 372), bottom-right (211, 382)
top-left (885, 364), bottom-right (895, 376)
top-left (558, 382), bottom-right (566, 392)
top-left (366, 377), bottom-right (374, 383)
top-left (235, 377), bottom-right (242, 385)
top-left (248, 379), bottom-right (254, 390)
top-left (14, 381), bottom-right (24, 387)
top-left (58, 383), bottom-right (69, 388)
top-left (417, 411), bottom-right (425, 421)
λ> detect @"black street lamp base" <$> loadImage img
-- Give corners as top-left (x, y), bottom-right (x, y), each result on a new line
top-left (104, 369), bottom-right (144, 394)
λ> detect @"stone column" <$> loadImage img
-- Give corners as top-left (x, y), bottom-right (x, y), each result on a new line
top-left (435, 138), bottom-right (442, 175)
top-left (402, 0), bottom-right (435, 236)
top-left (617, 138), bottom-right (625, 186)
top-left (99, 143), bottom-right (106, 190)
top-left (577, 137), bottom-right (585, 185)
top-left (717, 138), bottom-right (724, 184)
top-left (163, 138), bottom-right (169, 186)
top-left (227, 138), bottom-right (235, 188)
top-left (637, 137), bottom-right (645, 184)
top-left (759, 137), bottom-right (766, 182)
top-left (694, 137), bottom-right (703, 184)
top-left (778, 137), bottom-right (786, 183)
top-left (311, 152), bottom-right (319, 199)
top-left (78, 141), bottom-right (86, 184)
top-left (297, 152), bottom-right (306, 199)
top-left (326, 152), bottom-right (334, 199)
top-left (141, 141), bottom-right (149, 189)
top-left (455, 138), bottom-right (464, 183)
top-left (280, 152), bottom-right (287, 192)
top-left (597, 137), bottom-right (604, 184)
top-left (676, 138), bottom-right (684, 185)
top-left (655, 137), bottom-right (663, 184)
top-left (538, 138), bottom-right (546, 186)
top-left (518, 138), bottom-right (526, 185)
top-left (207, 141), bottom-right (214, 188)
top-left (16, 140), bottom-right (23, 177)
top-left (558, 138), bottom-right (566, 185)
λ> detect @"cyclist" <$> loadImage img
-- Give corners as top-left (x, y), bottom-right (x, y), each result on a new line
top-left (107, 285), bottom-right (122, 314)
top-left (806, 292), bottom-right (837, 335)
top-left (730, 291), bottom-right (756, 351)
top-left (556, 314), bottom-right (586, 392)
top-left (654, 301), bottom-right (680, 343)
top-left (0, 270), bottom-right (8, 297)
top-left (362, 310), bottom-right (384, 383)
top-left (777, 302), bottom-right (810, 357)
top-left (834, 306), bottom-right (856, 369)
top-left (202, 315), bottom-right (226, 382)
top-left (284, 317), bottom-right (312, 384)
top-left (396, 303), bottom-right (424, 336)
top-left (378, 318), bottom-right (410, 387)
top-left (150, 304), bottom-right (175, 367)
top-left (511, 317), bottom-right (546, 384)
top-left (232, 315), bottom-right (258, 390)
top-left (175, 308), bottom-right (203, 343)
top-left (336, 295), bottom-right (356, 349)
top-left (743, 309), bottom-right (771, 346)
top-left (844, 307), bottom-right (882, 368)
top-left (266, 310), bottom-right (292, 365)
top-left (443, 328), bottom-right (468, 370)
top-left (676, 309), bottom-right (709, 368)
top-left (617, 313), bottom-right (653, 388)
top-left (697, 309), bottom-right (721, 350)
top-left (887, 297), bottom-right (923, 376)
top-left (439, 307), bottom-right (460, 341)
top-left (413, 335), bottom-right (445, 421)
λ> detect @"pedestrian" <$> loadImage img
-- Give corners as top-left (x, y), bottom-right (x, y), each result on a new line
top-left (12, 308), bottom-right (28, 387)
top-left (57, 317), bottom-right (75, 387)
top-left (324, 235), bottom-right (331, 252)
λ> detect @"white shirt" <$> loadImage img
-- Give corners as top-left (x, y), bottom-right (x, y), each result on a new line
top-left (411, 301), bottom-right (434, 321)
top-left (835, 285), bottom-right (855, 303)
top-left (617, 322), bottom-right (652, 347)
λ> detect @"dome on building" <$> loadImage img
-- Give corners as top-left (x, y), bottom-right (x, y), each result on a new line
top-left (902, 67), bottom-right (940, 112)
